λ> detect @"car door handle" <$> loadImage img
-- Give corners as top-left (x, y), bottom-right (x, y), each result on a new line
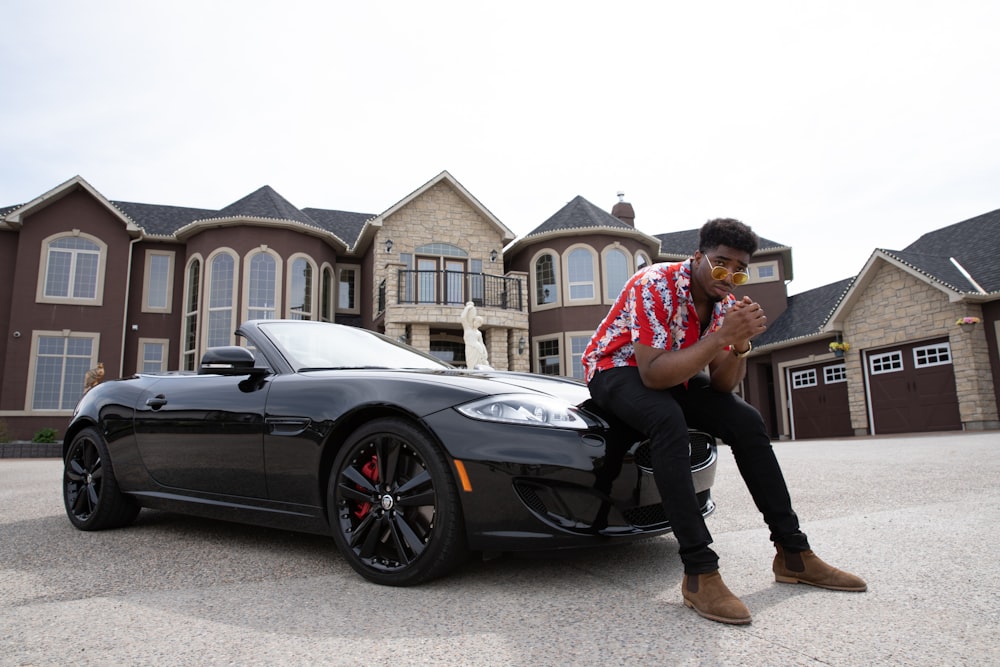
top-left (145, 395), bottom-right (168, 410)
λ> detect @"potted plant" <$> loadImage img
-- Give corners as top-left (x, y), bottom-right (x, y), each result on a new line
top-left (955, 316), bottom-right (981, 327)
top-left (829, 341), bottom-right (850, 357)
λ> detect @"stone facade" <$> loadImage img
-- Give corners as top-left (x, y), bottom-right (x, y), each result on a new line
top-left (373, 180), bottom-right (529, 371)
top-left (842, 263), bottom-right (997, 432)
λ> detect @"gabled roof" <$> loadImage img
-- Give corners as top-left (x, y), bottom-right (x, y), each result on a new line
top-left (897, 207), bottom-right (1000, 294)
top-left (754, 278), bottom-right (854, 350)
top-left (825, 207), bottom-right (1000, 327)
top-left (2, 175), bottom-right (141, 236)
top-left (353, 170), bottom-right (515, 255)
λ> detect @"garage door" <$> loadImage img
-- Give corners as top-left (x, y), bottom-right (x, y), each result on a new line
top-left (789, 361), bottom-right (853, 439)
top-left (866, 338), bottom-right (962, 435)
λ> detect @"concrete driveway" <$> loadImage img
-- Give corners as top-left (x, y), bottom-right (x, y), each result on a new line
top-left (2, 432), bottom-right (998, 666)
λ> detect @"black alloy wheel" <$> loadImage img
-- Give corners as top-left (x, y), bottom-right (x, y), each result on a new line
top-left (328, 418), bottom-right (466, 586)
top-left (63, 427), bottom-right (140, 530)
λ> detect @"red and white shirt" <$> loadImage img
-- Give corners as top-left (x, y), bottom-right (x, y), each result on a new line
top-left (581, 259), bottom-right (736, 384)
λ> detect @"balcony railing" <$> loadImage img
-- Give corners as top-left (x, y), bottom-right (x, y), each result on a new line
top-left (397, 270), bottom-right (523, 310)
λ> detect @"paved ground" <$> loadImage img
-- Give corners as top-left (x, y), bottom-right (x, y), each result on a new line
top-left (2, 431), bottom-right (998, 666)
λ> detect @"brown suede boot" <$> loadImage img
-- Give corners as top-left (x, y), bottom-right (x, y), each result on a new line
top-left (773, 545), bottom-right (867, 592)
top-left (682, 570), bottom-right (752, 625)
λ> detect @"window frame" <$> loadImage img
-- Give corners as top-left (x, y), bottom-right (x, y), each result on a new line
top-left (635, 250), bottom-right (651, 272)
top-left (26, 329), bottom-right (100, 413)
top-left (531, 249), bottom-right (561, 311)
top-left (242, 246), bottom-right (283, 323)
top-left (601, 244), bottom-right (632, 303)
top-left (535, 335), bottom-right (562, 376)
top-left (36, 231), bottom-right (108, 306)
top-left (137, 337), bottom-right (170, 373)
top-left (563, 244), bottom-right (599, 305)
top-left (750, 259), bottom-right (780, 284)
top-left (320, 263), bottom-right (335, 322)
top-left (566, 332), bottom-right (593, 380)
top-left (181, 254), bottom-right (203, 371)
top-left (204, 248), bottom-right (239, 349)
top-left (141, 249), bottom-right (175, 313)
top-left (286, 253), bottom-right (316, 320)
top-left (336, 263), bottom-right (361, 315)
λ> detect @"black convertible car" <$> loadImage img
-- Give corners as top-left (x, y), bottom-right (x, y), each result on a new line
top-left (63, 320), bottom-right (717, 586)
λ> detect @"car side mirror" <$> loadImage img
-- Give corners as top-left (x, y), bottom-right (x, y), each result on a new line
top-left (199, 346), bottom-right (270, 377)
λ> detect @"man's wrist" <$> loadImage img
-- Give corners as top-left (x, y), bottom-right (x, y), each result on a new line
top-left (732, 341), bottom-right (753, 358)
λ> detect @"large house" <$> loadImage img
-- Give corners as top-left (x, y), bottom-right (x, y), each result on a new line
top-left (2, 173), bottom-right (997, 441)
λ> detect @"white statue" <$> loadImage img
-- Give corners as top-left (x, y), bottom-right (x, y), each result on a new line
top-left (461, 301), bottom-right (491, 370)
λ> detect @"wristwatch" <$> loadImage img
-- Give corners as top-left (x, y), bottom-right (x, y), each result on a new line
top-left (732, 341), bottom-right (753, 358)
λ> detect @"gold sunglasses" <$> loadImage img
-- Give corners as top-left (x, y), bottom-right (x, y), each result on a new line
top-left (711, 265), bottom-right (750, 285)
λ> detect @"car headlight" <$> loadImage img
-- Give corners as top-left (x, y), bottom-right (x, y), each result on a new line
top-left (455, 394), bottom-right (596, 430)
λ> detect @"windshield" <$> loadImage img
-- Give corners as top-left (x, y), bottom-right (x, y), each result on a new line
top-left (257, 321), bottom-right (453, 372)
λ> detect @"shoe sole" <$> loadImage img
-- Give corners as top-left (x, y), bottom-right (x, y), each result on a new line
top-left (774, 574), bottom-right (867, 592)
top-left (683, 599), bottom-right (752, 625)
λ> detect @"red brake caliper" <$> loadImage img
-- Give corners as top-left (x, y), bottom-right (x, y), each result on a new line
top-left (353, 455), bottom-right (379, 519)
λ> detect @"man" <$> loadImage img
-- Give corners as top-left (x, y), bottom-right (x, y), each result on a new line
top-left (582, 218), bottom-right (865, 625)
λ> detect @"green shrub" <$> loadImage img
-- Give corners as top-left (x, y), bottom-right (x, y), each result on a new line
top-left (32, 427), bottom-right (59, 443)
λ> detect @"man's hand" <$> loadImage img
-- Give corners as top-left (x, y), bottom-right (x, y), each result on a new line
top-left (723, 296), bottom-right (766, 350)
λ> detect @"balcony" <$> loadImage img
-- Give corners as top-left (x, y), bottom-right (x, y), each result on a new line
top-left (396, 270), bottom-right (523, 310)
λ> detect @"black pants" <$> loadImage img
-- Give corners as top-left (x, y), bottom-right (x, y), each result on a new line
top-left (588, 366), bottom-right (809, 574)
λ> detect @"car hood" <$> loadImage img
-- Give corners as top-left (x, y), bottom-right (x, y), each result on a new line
top-left (300, 367), bottom-right (591, 406)
top-left (462, 370), bottom-right (590, 404)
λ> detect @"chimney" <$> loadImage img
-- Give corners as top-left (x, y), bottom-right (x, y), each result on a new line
top-left (611, 191), bottom-right (635, 227)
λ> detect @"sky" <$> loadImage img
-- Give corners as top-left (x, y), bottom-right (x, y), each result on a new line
top-left (2, 1), bottom-right (998, 295)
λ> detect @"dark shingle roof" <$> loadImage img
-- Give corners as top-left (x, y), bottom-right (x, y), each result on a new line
top-left (526, 196), bottom-right (636, 236)
top-left (112, 201), bottom-right (217, 236)
top-left (896, 207), bottom-right (1000, 293)
top-left (105, 188), bottom-right (375, 247)
top-left (655, 229), bottom-right (788, 256)
top-left (302, 208), bottom-right (375, 243)
top-left (0, 203), bottom-right (22, 218)
top-left (214, 186), bottom-right (320, 228)
top-left (755, 277), bottom-right (855, 347)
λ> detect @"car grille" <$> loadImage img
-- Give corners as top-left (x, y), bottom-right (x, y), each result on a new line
top-left (633, 429), bottom-right (715, 472)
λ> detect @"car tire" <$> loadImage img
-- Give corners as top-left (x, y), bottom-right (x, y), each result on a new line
top-left (63, 426), bottom-right (140, 531)
top-left (328, 417), bottom-right (467, 586)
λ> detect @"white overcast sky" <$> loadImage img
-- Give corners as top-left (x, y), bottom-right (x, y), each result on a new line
top-left (2, 1), bottom-right (998, 295)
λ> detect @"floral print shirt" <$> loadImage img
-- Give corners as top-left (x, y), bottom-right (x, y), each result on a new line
top-left (581, 259), bottom-right (735, 384)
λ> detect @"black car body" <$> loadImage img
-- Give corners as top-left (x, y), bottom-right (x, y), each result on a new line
top-left (63, 320), bottom-right (717, 585)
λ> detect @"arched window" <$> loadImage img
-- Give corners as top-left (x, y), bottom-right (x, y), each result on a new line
top-left (206, 251), bottom-right (237, 347)
top-left (320, 265), bottom-right (334, 322)
top-left (566, 246), bottom-right (596, 302)
top-left (37, 232), bottom-right (107, 305)
top-left (246, 251), bottom-right (278, 320)
top-left (287, 255), bottom-right (315, 320)
top-left (533, 252), bottom-right (558, 306)
top-left (636, 251), bottom-right (650, 271)
top-left (604, 247), bottom-right (630, 301)
top-left (181, 255), bottom-right (202, 371)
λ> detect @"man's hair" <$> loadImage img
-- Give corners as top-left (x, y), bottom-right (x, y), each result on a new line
top-left (698, 218), bottom-right (759, 255)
